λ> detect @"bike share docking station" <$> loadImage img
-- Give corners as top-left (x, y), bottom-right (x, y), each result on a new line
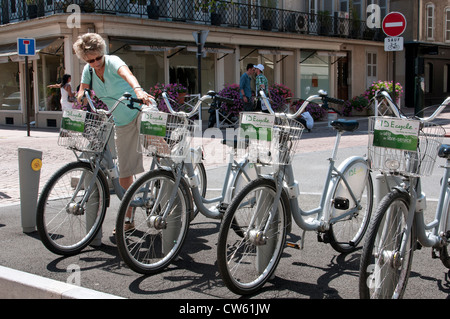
top-left (18, 148), bottom-right (42, 233)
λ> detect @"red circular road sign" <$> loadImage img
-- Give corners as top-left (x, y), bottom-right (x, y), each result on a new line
top-left (382, 12), bottom-right (407, 37)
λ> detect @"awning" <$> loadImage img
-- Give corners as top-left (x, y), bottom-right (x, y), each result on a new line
top-left (0, 37), bottom-right (64, 63)
top-left (258, 49), bottom-right (293, 56)
top-left (110, 36), bottom-right (234, 55)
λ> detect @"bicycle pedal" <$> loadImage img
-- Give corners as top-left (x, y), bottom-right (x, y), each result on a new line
top-left (317, 233), bottom-right (330, 244)
top-left (286, 242), bottom-right (300, 250)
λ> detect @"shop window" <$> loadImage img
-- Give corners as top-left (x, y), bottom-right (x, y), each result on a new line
top-left (445, 8), bottom-right (450, 42)
top-left (299, 50), bottom-right (330, 99)
top-left (169, 48), bottom-right (215, 94)
top-left (426, 3), bottom-right (435, 40)
top-left (37, 54), bottom-right (63, 111)
top-left (0, 61), bottom-right (20, 111)
top-left (425, 62), bottom-right (433, 93)
top-left (444, 64), bottom-right (450, 93)
top-left (110, 39), bottom-right (165, 92)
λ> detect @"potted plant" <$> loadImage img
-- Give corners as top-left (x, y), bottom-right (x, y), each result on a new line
top-left (260, 0), bottom-right (277, 31)
top-left (81, 0), bottom-right (95, 13)
top-left (26, 0), bottom-right (38, 19)
top-left (317, 10), bottom-right (332, 35)
top-left (343, 95), bottom-right (370, 116)
top-left (148, 83), bottom-right (188, 112)
top-left (268, 83), bottom-right (293, 112)
top-left (218, 83), bottom-right (242, 117)
top-left (196, 0), bottom-right (233, 26)
top-left (147, 0), bottom-right (159, 19)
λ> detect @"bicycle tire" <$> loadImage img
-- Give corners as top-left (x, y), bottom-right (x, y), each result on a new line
top-left (36, 161), bottom-right (108, 256)
top-left (359, 188), bottom-right (415, 299)
top-left (115, 169), bottom-right (192, 275)
top-left (439, 192), bottom-right (450, 269)
top-left (217, 177), bottom-right (288, 295)
top-left (327, 162), bottom-right (373, 253)
top-left (188, 162), bottom-right (207, 222)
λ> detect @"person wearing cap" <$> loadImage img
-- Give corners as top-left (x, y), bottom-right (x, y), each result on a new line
top-left (254, 64), bottom-right (270, 112)
top-left (240, 63), bottom-right (255, 111)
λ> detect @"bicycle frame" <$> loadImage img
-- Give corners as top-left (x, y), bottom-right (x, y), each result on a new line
top-left (256, 91), bottom-right (370, 241)
top-left (160, 91), bottom-right (260, 220)
top-left (263, 129), bottom-right (368, 238)
top-left (75, 91), bottom-right (160, 206)
top-left (370, 91), bottom-right (450, 258)
top-left (183, 150), bottom-right (257, 219)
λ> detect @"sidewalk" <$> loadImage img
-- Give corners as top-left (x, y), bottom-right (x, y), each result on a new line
top-left (0, 116), bottom-right (339, 208)
top-left (2, 108), bottom-right (450, 208)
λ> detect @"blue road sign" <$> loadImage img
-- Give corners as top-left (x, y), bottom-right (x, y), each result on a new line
top-left (17, 38), bottom-right (36, 56)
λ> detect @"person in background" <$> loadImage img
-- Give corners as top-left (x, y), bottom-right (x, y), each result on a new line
top-left (73, 32), bottom-right (154, 234)
top-left (298, 111), bottom-right (314, 132)
top-left (254, 64), bottom-right (270, 113)
top-left (240, 63), bottom-right (255, 111)
top-left (48, 74), bottom-right (76, 110)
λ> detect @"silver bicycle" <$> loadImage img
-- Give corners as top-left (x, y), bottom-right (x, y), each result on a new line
top-left (216, 90), bottom-right (374, 295)
top-left (114, 90), bottom-right (260, 275)
top-left (36, 90), bottom-right (162, 255)
top-left (359, 92), bottom-right (450, 299)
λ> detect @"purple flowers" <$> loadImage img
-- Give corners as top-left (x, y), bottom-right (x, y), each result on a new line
top-left (72, 90), bottom-right (108, 112)
top-left (148, 83), bottom-right (188, 113)
top-left (343, 81), bottom-right (404, 116)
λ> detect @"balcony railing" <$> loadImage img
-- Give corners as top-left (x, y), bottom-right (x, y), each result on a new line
top-left (0, 0), bottom-right (384, 42)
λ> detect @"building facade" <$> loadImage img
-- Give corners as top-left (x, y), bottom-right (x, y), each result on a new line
top-left (0, 0), bottom-right (391, 128)
top-left (391, 0), bottom-right (450, 110)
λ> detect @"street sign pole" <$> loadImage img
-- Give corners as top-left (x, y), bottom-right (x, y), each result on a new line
top-left (382, 12), bottom-right (406, 109)
top-left (17, 38), bottom-right (36, 136)
top-left (25, 56), bottom-right (30, 136)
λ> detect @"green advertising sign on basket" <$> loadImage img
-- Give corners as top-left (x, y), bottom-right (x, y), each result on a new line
top-left (140, 111), bottom-right (168, 137)
top-left (61, 109), bottom-right (86, 133)
top-left (373, 117), bottom-right (420, 151)
top-left (239, 113), bottom-right (275, 141)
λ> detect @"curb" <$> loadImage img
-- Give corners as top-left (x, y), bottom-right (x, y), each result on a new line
top-left (0, 265), bottom-right (124, 299)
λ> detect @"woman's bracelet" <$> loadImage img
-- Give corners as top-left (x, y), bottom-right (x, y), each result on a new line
top-left (133, 86), bottom-right (143, 91)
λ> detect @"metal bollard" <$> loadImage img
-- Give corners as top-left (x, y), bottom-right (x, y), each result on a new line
top-left (18, 148), bottom-right (42, 233)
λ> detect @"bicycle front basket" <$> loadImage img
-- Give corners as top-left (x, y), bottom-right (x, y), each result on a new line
top-left (237, 112), bottom-right (304, 165)
top-left (368, 116), bottom-right (445, 176)
top-left (58, 110), bottom-right (113, 153)
top-left (139, 110), bottom-right (195, 161)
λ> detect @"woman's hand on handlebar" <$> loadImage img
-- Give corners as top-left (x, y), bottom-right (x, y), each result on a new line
top-left (134, 88), bottom-right (156, 107)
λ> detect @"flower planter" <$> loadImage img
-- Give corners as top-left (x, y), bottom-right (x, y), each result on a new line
top-left (351, 109), bottom-right (368, 117)
top-left (177, 92), bottom-right (186, 104)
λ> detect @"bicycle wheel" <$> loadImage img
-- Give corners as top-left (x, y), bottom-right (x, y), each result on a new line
top-left (217, 178), bottom-right (288, 295)
top-left (327, 162), bottom-right (373, 253)
top-left (115, 169), bottom-right (192, 275)
top-left (439, 192), bottom-right (450, 269)
top-left (36, 161), bottom-right (108, 256)
top-left (188, 162), bottom-right (207, 222)
top-left (359, 189), bottom-right (415, 299)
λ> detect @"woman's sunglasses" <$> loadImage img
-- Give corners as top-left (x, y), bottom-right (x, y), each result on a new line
top-left (86, 55), bottom-right (103, 64)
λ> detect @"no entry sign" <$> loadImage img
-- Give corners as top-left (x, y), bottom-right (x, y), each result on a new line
top-left (382, 12), bottom-right (407, 37)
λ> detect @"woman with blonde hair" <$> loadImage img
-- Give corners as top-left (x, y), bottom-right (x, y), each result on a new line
top-left (73, 33), bottom-right (154, 233)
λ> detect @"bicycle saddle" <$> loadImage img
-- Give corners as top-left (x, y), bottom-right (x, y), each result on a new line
top-left (330, 119), bottom-right (359, 132)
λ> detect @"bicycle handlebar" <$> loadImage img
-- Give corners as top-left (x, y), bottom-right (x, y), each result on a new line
top-left (161, 90), bottom-right (228, 117)
top-left (374, 88), bottom-right (450, 122)
top-left (84, 89), bottom-right (157, 115)
top-left (259, 89), bottom-right (344, 119)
